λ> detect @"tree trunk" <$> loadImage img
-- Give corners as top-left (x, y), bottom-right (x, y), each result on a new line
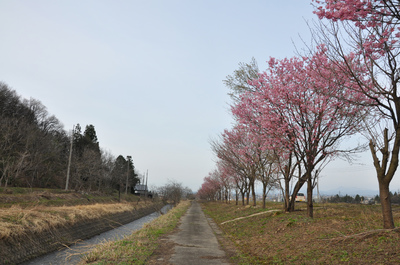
top-left (288, 175), bottom-right (307, 212)
top-left (379, 180), bottom-right (394, 229)
top-left (282, 153), bottom-right (296, 212)
top-left (307, 172), bottom-right (313, 218)
top-left (262, 183), bottom-right (267, 209)
top-left (235, 188), bottom-right (239, 205)
top-left (369, 128), bottom-right (398, 229)
top-left (284, 175), bottom-right (290, 211)
top-left (251, 180), bottom-right (256, 206)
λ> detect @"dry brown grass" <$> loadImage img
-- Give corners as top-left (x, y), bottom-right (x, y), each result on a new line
top-left (0, 200), bottom-right (153, 240)
top-left (203, 202), bottom-right (400, 264)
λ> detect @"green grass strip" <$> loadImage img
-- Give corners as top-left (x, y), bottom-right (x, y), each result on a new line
top-left (79, 200), bottom-right (190, 265)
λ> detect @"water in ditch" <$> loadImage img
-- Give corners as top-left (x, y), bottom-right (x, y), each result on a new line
top-left (22, 204), bottom-right (173, 265)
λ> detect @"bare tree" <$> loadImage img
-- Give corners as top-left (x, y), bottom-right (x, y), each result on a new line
top-left (311, 9), bottom-right (400, 227)
top-left (157, 180), bottom-right (189, 204)
top-left (223, 57), bottom-right (260, 102)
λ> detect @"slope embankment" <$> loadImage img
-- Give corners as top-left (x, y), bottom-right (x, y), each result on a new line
top-left (0, 201), bottom-right (162, 265)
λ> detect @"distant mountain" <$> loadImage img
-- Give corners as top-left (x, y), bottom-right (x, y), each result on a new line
top-left (319, 186), bottom-right (378, 197)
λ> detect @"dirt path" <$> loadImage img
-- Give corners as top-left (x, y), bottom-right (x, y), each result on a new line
top-left (147, 201), bottom-right (233, 265)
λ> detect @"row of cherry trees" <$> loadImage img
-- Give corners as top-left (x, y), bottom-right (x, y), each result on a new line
top-left (199, 0), bottom-right (400, 229)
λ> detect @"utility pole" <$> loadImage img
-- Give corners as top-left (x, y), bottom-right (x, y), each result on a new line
top-left (125, 156), bottom-right (132, 194)
top-left (145, 170), bottom-right (148, 198)
top-left (65, 125), bottom-right (74, 191)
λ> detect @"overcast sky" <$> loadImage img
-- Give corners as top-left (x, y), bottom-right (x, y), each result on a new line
top-left (1, 0), bottom-right (399, 195)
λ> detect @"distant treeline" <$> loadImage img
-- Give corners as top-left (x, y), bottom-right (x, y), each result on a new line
top-left (326, 192), bottom-right (400, 204)
top-left (0, 82), bottom-right (139, 192)
top-left (326, 194), bottom-right (370, 204)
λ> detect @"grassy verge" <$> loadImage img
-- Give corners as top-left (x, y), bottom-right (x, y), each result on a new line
top-left (80, 200), bottom-right (191, 265)
top-left (202, 201), bottom-right (400, 264)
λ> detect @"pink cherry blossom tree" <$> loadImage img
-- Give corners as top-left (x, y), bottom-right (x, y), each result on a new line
top-left (211, 123), bottom-right (279, 207)
top-left (232, 47), bottom-right (370, 217)
top-left (197, 173), bottom-right (221, 201)
top-left (313, 0), bottom-right (400, 229)
top-left (215, 161), bottom-right (235, 203)
top-left (198, 164), bottom-right (235, 202)
top-left (258, 152), bottom-right (280, 209)
top-left (210, 136), bottom-right (250, 206)
top-left (223, 59), bottom-right (303, 210)
top-left (217, 158), bottom-right (249, 206)
top-left (231, 170), bottom-right (248, 205)
top-left (211, 126), bottom-right (258, 206)
top-left (216, 159), bottom-right (242, 204)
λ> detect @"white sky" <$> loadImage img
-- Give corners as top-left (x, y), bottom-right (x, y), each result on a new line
top-left (1, 0), bottom-right (399, 194)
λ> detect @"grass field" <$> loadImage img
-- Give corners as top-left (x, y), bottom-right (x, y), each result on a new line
top-left (202, 201), bottom-right (400, 264)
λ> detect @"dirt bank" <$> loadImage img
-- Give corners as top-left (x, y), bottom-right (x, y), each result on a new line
top-left (0, 202), bottom-right (163, 265)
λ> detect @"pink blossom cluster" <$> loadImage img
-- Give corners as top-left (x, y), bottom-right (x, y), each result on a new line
top-left (197, 173), bottom-right (222, 200)
top-left (232, 48), bottom-right (372, 168)
top-left (197, 160), bottom-right (236, 201)
top-left (220, 125), bottom-right (263, 167)
top-left (313, 0), bottom-right (399, 57)
top-left (312, 0), bottom-right (400, 28)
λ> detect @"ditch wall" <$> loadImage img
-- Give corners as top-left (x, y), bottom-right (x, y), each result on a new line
top-left (0, 203), bottom-right (162, 265)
